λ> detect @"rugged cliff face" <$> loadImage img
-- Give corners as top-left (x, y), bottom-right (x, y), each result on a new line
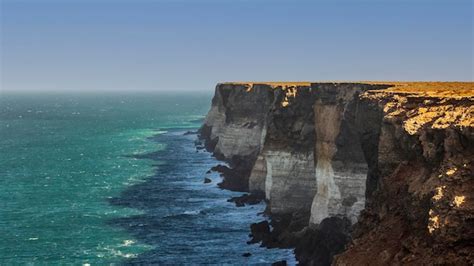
top-left (335, 88), bottom-right (474, 265)
top-left (200, 83), bottom-right (275, 191)
top-left (253, 85), bottom-right (317, 215)
top-left (310, 83), bottom-right (391, 225)
top-left (200, 81), bottom-right (473, 265)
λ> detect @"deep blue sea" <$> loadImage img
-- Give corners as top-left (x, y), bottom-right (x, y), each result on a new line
top-left (0, 92), bottom-right (295, 264)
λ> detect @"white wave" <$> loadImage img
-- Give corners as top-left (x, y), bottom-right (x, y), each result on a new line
top-left (121, 240), bottom-right (135, 247)
top-left (183, 210), bottom-right (200, 215)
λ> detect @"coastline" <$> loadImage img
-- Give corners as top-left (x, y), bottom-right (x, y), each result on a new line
top-left (197, 81), bottom-right (474, 265)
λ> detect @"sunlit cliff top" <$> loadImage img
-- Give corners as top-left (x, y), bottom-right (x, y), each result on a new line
top-left (220, 82), bottom-right (312, 87)
top-left (219, 81), bottom-right (474, 97)
top-left (362, 82), bottom-right (474, 97)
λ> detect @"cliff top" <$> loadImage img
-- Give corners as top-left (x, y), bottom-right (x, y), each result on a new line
top-left (219, 81), bottom-right (474, 98)
top-left (220, 82), bottom-right (312, 87)
top-left (364, 82), bottom-right (474, 98)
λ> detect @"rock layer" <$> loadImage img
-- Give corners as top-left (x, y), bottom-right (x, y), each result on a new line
top-left (310, 83), bottom-right (390, 224)
top-left (200, 83), bottom-right (275, 191)
top-left (199, 81), bottom-right (474, 265)
top-left (256, 85), bottom-right (318, 214)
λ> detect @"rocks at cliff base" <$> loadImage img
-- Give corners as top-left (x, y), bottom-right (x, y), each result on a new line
top-left (248, 221), bottom-right (271, 244)
top-left (203, 177), bottom-right (212, 183)
top-left (248, 211), bottom-right (310, 248)
top-left (194, 139), bottom-right (205, 151)
top-left (209, 164), bottom-right (241, 190)
top-left (209, 160), bottom-right (254, 192)
top-left (227, 192), bottom-right (264, 207)
top-left (294, 217), bottom-right (352, 266)
top-left (210, 164), bottom-right (228, 174)
top-left (246, 213), bottom-right (353, 266)
top-left (183, 130), bottom-right (198, 135)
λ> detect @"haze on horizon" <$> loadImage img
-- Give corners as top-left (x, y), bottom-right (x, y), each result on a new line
top-left (1, 0), bottom-right (472, 93)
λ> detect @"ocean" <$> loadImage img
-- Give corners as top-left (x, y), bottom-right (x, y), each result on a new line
top-left (0, 92), bottom-right (295, 264)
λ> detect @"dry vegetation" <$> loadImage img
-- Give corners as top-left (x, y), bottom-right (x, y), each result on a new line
top-left (220, 81), bottom-right (312, 87)
top-left (221, 81), bottom-right (474, 97)
top-left (364, 81), bottom-right (474, 98)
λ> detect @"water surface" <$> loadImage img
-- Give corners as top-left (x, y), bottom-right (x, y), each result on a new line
top-left (0, 92), bottom-right (294, 264)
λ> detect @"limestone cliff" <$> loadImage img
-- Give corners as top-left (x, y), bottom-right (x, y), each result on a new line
top-left (251, 84), bottom-right (317, 214)
top-left (199, 83), bottom-right (275, 191)
top-left (199, 81), bottom-right (473, 265)
top-left (309, 83), bottom-right (390, 225)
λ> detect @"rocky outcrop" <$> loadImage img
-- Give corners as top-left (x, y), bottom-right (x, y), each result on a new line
top-left (200, 81), bottom-right (474, 265)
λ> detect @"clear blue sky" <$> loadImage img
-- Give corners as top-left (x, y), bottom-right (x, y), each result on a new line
top-left (1, 0), bottom-right (472, 92)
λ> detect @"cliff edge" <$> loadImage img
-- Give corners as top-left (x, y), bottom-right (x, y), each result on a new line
top-left (199, 81), bottom-right (473, 265)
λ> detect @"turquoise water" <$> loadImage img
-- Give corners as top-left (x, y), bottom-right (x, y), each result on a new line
top-left (0, 92), bottom-right (294, 264)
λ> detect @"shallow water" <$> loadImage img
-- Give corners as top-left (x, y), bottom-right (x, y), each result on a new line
top-left (0, 92), bottom-right (295, 264)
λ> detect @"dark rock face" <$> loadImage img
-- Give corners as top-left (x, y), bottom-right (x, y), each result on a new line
top-left (354, 94), bottom-right (385, 200)
top-left (294, 217), bottom-right (352, 266)
top-left (247, 211), bottom-right (310, 249)
top-left (203, 177), bottom-right (212, 184)
top-left (248, 221), bottom-right (271, 244)
top-left (264, 87), bottom-right (316, 151)
top-left (209, 160), bottom-right (256, 191)
top-left (271, 260), bottom-right (287, 266)
top-left (247, 212), bottom-right (353, 266)
top-left (198, 124), bottom-right (218, 151)
top-left (228, 192), bottom-right (264, 207)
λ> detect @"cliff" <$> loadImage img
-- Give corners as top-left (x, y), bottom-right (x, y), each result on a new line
top-left (199, 81), bottom-right (473, 265)
top-left (335, 87), bottom-right (474, 265)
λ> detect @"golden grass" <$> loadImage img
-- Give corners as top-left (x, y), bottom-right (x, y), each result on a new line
top-left (220, 81), bottom-right (312, 87)
top-left (220, 81), bottom-right (474, 97)
top-left (364, 81), bottom-right (474, 97)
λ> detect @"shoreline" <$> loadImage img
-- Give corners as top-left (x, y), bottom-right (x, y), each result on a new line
top-left (196, 129), bottom-right (316, 265)
top-left (196, 132), bottom-right (303, 264)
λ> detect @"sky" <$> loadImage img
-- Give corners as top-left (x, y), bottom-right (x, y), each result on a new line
top-left (1, 0), bottom-right (473, 92)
